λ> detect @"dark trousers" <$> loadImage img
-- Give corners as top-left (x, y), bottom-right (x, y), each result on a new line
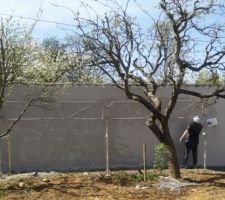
top-left (183, 142), bottom-right (198, 166)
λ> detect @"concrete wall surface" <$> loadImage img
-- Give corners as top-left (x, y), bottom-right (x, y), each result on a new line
top-left (0, 85), bottom-right (224, 172)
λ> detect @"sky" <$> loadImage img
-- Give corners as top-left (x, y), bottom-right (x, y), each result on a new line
top-left (0, 0), bottom-right (160, 41)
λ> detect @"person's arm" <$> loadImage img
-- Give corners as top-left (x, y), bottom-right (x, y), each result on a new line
top-left (180, 129), bottom-right (189, 143)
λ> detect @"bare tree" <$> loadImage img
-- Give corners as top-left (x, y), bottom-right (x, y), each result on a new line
top-left (69, 0), bottom-right (225, 178)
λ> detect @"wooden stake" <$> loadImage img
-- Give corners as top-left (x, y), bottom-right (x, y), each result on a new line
top-left (143, 144), bottom-right (147, 181)
top-left (7, 135), bottom-right (12, 173)
top-left (204, 134), bottom-right (207, 171)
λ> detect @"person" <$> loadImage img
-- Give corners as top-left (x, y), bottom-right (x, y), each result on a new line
top-left (180, 116), bottom-right (203, 168)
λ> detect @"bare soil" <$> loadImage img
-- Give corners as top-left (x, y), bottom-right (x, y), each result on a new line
top-left (0, 169), bottom-right (225, 200)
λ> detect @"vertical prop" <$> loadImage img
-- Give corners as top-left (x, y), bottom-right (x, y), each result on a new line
top-left (7, 135), bottom-right (12, 173)
top-left (201, 100), bottom-right (207, 171)
top-left (0, 139), bottom-right (2, 175)
top-left (105, 106), bottom-right (109, 175)
top-left (203, 133), bottom-right (207, 171)
top-left (143, 144), bottom-right (147, 181)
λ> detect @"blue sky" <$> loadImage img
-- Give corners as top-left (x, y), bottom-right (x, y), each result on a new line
top-left (0, 0), bottom-right (160, 40)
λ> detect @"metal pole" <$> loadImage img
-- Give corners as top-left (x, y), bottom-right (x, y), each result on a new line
top-left (105, 106), bottom-right (109, 175)
top-left (204, 134), bottom-right (207, 171)
top-left (143, 144), bottom-right (147, 181)
top-left (202, 100), bottom-right (207, 171)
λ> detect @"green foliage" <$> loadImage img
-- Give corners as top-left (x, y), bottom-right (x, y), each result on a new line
top-left (195, 70), bottom-right (223, 86)
top-left (42, 36), bottom-right (66, 62)
top-left (98, 171), bottom-right (159, 186)
top-left (129, 172), bottom-right (158, 182)
top-left (0, 17), bottom-right (35, 109)
top-left (23, 36), bottom-right (105, 84)
top-left (0, 18), bottom-right (34, 84)
top-left (153, 143), bottom-right (168, 172)
top-left (115, 171), bottom-right (159, 184)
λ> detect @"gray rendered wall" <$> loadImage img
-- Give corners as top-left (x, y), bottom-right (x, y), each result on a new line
top-left (0, 85), bottom-right (224, 173)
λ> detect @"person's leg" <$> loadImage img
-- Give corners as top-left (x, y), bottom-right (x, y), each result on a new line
top-left (183, 143), bottom-right (191, 167)
top-left (192, 145), bottom-right (198, 167)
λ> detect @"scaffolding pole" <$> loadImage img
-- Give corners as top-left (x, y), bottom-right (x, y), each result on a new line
top-left (201, 99), bottom-right (207, 171)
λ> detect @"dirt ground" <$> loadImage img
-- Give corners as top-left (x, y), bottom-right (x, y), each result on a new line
top-left (0, 169), bottom-right (225, 200)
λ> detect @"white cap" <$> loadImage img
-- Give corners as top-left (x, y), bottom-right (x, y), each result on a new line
top-left (193, 116), bottom-right (200, 123)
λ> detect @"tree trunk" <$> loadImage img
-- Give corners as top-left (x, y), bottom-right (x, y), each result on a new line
top-left (148, 119), bottom-right (181, 179)
top-left (0, 86), bottom-right (5, 111)
top-left (163, 134), bottom-right (181, 179)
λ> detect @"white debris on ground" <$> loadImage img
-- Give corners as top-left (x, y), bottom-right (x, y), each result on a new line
top-left (42, 178), bottom-right (49, 182)
top-left (157, 176), bottom-right (199, 193)
top-left (18, 182), bottom-right (25, 188)
top-left (82, 172), bottom-right (89, 176)
top-left (135, 185), bottom-right (149, 190)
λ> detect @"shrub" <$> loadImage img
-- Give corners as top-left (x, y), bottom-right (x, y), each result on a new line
top-left (153, 143), bottom-right (168, 172)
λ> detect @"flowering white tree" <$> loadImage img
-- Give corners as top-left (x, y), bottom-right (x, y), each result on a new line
top-left (23, 36), bottom-right (105, 84)
top-left (0, 18), bottom-right (55, 137)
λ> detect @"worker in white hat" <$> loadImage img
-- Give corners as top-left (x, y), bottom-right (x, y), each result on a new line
top-left (180, 115), bottom-right (203, 168)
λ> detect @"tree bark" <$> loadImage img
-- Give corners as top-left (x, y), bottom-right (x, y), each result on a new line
top-left (163, 134), bottom-right (181, 179)
top-left (0, 86), bottom-right (5, 111)
top-left (148, 120), bottom-right (181, 179)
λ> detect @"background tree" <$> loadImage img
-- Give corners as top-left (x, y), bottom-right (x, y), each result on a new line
top-left (0, 17), bottom-right (35, 110)
top-left (0, 18), bottom-right (54, 138)
top-left (70, 0), bottom-right (225, 178)
top-left (23, 36), bottom-right (105, 84)
top-left (23, 36), bottom-right (68, 83)
top-left (0, 17), bottom-right (105, 138)
top-left (195, 70), bottom-right (223, 86)
top-left (64, 36), bottom-right (106, 83)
